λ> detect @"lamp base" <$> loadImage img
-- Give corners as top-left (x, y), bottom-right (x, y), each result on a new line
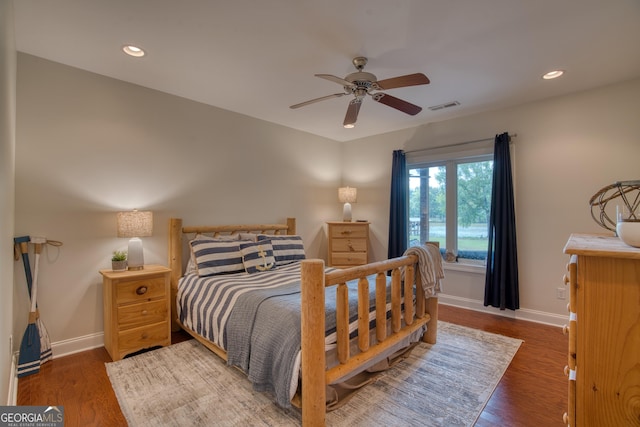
top-left (342, 202), bottom-right (353, 222)
top-left (127, 237), bottom-right (145, 270)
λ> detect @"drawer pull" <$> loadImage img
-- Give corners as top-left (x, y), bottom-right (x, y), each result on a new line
top-left (563, 274), bottom-right (570, 285)
top-left (341, 230), bottom-right (353, 235)
top-left (563, 412), bottom-right (569, 425)
top-left (136, 286), bottom-right (148, 295)
top-left (141, 310), bottom-right (148, 315)
top-left (562, 324), bottom-right (569, 335)
top-left (141, 333), bottom-right (149, 339)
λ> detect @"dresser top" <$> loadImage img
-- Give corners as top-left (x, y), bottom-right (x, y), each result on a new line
top-left (326, 221), bottom-right (370, 225)
top-left (564, 233), bottom-right (640, 259)
top-left (99, 264), bottom-right (171, 278)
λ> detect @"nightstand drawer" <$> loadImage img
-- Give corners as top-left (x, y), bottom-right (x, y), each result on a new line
top-left (116, 277), bottom-right (166, 305)
top-left (118, 299), bottom-right (168, 330)
top-left (330, 224), bottom-right (368, 239)
top-left (331, 252), bottom-right (368, 266)
top-left (331, 238), bottom-right (367, 252)
top-left (117, 321), bottom-right (169, 356)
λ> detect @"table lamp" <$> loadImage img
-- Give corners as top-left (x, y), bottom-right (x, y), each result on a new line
top-left (117, 209), bottom-right (153, 270)
top-left (338, 187), bottom-right (357, 222)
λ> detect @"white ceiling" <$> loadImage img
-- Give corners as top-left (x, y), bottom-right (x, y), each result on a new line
top-left (12, 0), bottom-right (640, 142)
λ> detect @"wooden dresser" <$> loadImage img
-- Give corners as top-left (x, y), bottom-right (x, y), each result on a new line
top-left (563, 234), bottom-right (640, 426)
top-left (100, 265), bottom-right (172, 361)
top-left (327, 221), bottom-right (370, 268)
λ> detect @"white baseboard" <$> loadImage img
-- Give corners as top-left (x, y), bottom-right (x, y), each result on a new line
top-left (51, 332), bottom-right (104, 359)
top-left (438, 294), bottom-right (567, 327)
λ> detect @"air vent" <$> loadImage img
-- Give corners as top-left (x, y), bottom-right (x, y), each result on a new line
top-left (428, 101), bottom-right (460, 111)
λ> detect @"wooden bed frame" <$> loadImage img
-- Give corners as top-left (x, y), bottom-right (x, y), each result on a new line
top-left (168, 217), bottom-right (438, 426)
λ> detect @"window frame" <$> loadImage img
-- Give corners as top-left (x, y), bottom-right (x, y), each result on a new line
top-left (407, 143), bottom-right (494, 267)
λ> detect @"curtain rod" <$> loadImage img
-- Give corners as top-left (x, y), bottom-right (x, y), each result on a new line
top-left (405, 133), bottom-right (517, 154)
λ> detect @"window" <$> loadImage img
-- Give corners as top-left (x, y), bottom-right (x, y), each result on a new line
top-left (408, 150), bottom-right (493, 265)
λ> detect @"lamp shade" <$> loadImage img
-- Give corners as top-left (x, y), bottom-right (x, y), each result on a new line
top-left (338, 187), bottom-right (357, 204)
top-left (117, 210), bottom-right (153, 238)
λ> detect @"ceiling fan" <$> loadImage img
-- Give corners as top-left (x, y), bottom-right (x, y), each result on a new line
top-left (290, 57), bottom-right (430, 128)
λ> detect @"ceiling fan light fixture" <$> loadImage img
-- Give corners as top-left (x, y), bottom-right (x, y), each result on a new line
top-left (122, 44), bottom-right (145, 57)
top-left (291, 57), bottom-right (430, 127)
top-left (542, 70), bottom-right (564, 80)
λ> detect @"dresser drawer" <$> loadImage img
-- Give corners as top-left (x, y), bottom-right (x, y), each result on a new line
top-left (330, 224), bottom-right (368, 239)
top-left (331, 238), bottom-right (367, 252)
top-left (117, 321), bottom-right (169, 356)
top-left (331, 252), bottom-right (368, 266)
top-left (116, 277), bottom-right (167, 305)
top-left (118, 299), bottom-right (168, 330)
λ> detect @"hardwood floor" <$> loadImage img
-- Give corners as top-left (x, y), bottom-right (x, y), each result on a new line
top-left (17, 305), bottom-right (567, 426)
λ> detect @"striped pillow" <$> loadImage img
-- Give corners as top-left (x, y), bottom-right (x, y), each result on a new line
top-left (185, 234), bottom-right (239, 275)
top-left (257, 234), bottom-right (306, 265)
top-left (191, 239), bottom-right (244, 277)
top-left (240, 242), bottom-right (276, 274)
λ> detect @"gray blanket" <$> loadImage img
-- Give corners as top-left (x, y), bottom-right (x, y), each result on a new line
top-left (225, 275), bottom-right (377, 408)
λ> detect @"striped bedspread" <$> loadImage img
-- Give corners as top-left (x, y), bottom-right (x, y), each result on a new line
top-left (177, 262), bottom-right (304, 350)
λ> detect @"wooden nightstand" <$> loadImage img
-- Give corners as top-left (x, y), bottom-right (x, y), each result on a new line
top-left (327, 221), bottom-right (370, 268)
top-left (100, 265), bottom-right (171, 361)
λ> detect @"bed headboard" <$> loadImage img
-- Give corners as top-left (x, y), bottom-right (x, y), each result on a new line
top-left (167, 217), bottom-right (296, 331)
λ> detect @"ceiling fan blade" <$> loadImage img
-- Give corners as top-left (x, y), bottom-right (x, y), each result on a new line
top-left (290, 93), bottom-right (346, 109)
top-left (343, 99), bottom-right (362, 127)
top-left (375, 73), bottom-right (430, 90)
top-left (371, 93), bottom-right (422, 116)
top-left (315, 74), bottom-right (355, 87)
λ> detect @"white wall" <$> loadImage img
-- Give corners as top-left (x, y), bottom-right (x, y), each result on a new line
top-left (0, 0), bottom-right (16, 404)
top-left (343, 77), bottom-right (640, 324)
top-left (14, 54), bottom-right (343, 355)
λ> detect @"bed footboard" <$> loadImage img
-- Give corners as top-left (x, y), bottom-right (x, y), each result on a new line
top-left (300, 254), bottom-right (438, 426)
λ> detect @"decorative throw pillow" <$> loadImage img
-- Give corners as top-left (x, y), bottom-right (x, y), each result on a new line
top-left (240, 241), bottom-right (276, 274)
top-left (190, 239), bottom-right (244, 277)
top-left (257, 234), bottom-right (306, 265)
top-left (185, 234), bottom-right (239, 275)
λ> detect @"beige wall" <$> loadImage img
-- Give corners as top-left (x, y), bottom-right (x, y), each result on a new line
top-left (14, 54), bottom-right (342, 354)
top-left (1, 0), bottom-right (16, 404)
top-left (343, 77), bottom-right (640, 323)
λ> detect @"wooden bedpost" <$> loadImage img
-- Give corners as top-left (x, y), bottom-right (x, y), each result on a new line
top-left (168, 218), bottom-right (183, 332)
top-left (423, 297), bottom-right (439, 344)
top-left (300, 259), bottom-right (326, 427)
top-left (286, 217), bottom-right (296, 235)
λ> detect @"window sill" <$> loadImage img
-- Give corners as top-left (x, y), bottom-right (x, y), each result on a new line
top-left (442, 262), bottom-right (486, 274)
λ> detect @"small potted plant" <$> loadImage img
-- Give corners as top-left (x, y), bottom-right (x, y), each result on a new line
top-left (111, 250), bottom-right (127, 271)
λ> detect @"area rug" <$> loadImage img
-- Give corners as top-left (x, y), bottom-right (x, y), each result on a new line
top-left (106, 322), bottom-right (522, 426)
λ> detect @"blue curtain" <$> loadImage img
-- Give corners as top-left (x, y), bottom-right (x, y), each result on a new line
top-left (484, 132), bottom-right (519, 310)
top-left (388, 150), bottom-right (408, 259)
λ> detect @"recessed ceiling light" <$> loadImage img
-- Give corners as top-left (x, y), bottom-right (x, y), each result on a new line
top-left (542, 70), bottom-right (564, 80)
top-left (122, 45), bottom-right (145, 58)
